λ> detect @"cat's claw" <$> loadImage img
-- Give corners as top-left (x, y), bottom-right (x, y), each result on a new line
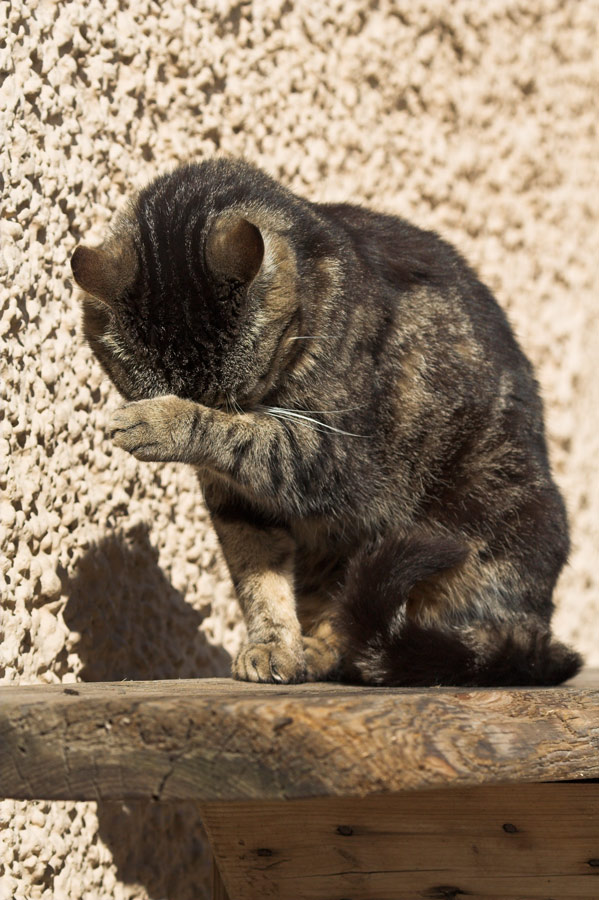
top-left (232, 641), bottom-right (307, 684)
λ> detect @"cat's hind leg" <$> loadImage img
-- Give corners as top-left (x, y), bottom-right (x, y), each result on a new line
top-left (338, 533), bottom-right (582, 687)
top-left (302, 618), bottom-right (344, 681)
top-left (296, 589), bottom-right (345, 681)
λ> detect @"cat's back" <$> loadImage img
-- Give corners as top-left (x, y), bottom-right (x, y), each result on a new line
top-left (315, 199), bottom-right (535, 390)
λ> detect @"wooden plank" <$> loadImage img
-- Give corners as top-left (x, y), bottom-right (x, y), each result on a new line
top-left (200, 783), bottom-right (599, 900)
top-left (211, 856), bottom-right (231, 900)
top-left (0, 674), bottom-right (598, 801)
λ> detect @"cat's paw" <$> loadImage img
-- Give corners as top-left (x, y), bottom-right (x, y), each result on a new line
top-left (232, 641), bottom-right (307, 684)
top-left (110, 395), bottom-right (197, 462)
top-left (303, 635), bottom-right (342, 681)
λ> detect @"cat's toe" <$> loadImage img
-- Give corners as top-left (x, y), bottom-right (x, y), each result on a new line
top-left (110, 403), bottom-right (155, 457)
top-left (232, 642), bottom-right (306, 684)
top-left (109, 399), bottom-right (177, 461)
top-left (303, 635), bottom-right (342, 681)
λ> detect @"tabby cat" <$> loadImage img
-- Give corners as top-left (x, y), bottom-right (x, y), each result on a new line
top-left (71, 158), bottom-right (581, 686)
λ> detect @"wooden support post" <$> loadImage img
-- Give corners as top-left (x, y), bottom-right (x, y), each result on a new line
top-left (200, 783), bottom-right (599, 900)
top-left (211, 855), bottom-right (231, 900)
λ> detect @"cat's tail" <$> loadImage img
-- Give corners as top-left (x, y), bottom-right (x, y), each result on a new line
top-left (338, 533), bottom-right (582, 687)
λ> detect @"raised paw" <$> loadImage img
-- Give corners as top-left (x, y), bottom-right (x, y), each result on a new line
top-left (232, 641), bottom-right (307, 684)
top-left (109, 395), bottom-right (198, 462)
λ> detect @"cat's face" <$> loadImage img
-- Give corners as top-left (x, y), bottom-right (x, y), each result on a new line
top-left (71, 169), bottom-right (301, 408)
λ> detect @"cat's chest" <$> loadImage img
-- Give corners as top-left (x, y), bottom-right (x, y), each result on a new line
top-left (291, 517), bottom-right (358, 580)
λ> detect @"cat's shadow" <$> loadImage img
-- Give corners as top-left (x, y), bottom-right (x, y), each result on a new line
top-left (63, 523), bottom-right (231, 900)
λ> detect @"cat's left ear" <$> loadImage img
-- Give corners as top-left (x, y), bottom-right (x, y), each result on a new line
top-left (205, 214), bottom-right (264, 284)
top-left (71, 243), bottom-right (136, 306)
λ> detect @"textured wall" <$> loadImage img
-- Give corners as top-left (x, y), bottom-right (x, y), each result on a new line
top-left (1, 0), bottom-right (597, 897)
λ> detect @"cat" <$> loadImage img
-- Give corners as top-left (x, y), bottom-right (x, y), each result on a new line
top-left (70, 157), bottom-right (582, 686)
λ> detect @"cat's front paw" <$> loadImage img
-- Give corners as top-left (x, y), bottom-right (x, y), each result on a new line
top-left (110, 395), bottom-right (197, 462)
top-left (232, 641), bottom-right (307, 684)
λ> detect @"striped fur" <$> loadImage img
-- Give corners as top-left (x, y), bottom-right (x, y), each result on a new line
top-left (71, 158), bottom-right (581, 686)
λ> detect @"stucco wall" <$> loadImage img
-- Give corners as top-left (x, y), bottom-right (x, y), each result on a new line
top-left (1, 1), bottom-right (597, 897)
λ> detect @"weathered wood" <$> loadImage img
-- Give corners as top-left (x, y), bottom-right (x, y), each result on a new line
top-left (201, 783), bottom-right (599, 900)
top-left (0, 673), bottom-right (598, 801)
top-left (211, 856), bottom-right (231, 900)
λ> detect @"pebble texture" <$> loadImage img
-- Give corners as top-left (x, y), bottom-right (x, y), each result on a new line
top-left (1, 0), bottom-right (597, 897)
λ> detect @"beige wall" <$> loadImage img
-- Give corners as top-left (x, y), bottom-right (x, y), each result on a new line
top-left (1, 1), bottom-right (597, 897)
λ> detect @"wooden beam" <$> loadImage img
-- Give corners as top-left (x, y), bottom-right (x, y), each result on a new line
top-left (211, 856), bottom-right (231, 900)
top-left (200, 783), bottom-right (599, 900)
top-left (0, 674), bottom-right (598, 801)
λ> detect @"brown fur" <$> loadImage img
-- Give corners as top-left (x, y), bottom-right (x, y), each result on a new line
top-left (71, 158), bottom-right (581, 686)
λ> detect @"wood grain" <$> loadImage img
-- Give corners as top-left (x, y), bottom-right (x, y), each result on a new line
top-left (201, 783), bottom-right (599, 900)
top-left (0, 674), bottom-right (598, 801)
top-left (211, 857), bottom-right (231, 900)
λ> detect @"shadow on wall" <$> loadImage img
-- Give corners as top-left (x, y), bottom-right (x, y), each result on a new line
top-left (97, 801), bottom-right (212, 900)
top-left (63, 523), bottom-right (230, 900)
top-left (63, 521), bottom-right (231, 681)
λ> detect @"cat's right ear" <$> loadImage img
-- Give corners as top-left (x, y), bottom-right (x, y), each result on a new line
top-left (71, 245), bottom-right (135, 306)
top-left (205, 214), bottom-right (264, 285)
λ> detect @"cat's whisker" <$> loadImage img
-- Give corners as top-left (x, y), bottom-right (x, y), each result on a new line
top-left (259, 408), bottom-right (325, 435)
top-left (259, 405), bottom-right (368, 438)
top-left (281, 406), bottom-right (363, 415)
top-left (287, 335), bottom-right (330, 341)
top-left (258, 408), bottom-right (294, 436)
top-left (278, 410), bottom-right (365, 438)
top-left (224, 393), bottom-right (244, 417)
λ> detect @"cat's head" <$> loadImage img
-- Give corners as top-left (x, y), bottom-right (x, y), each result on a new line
top-left (70, 161), bottom-right (314, 408)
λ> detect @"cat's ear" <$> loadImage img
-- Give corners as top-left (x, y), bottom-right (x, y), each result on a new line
top-left (71, 244), bottom-right (135, 305)
top-left (205, 215), bottom-right (264, 284)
